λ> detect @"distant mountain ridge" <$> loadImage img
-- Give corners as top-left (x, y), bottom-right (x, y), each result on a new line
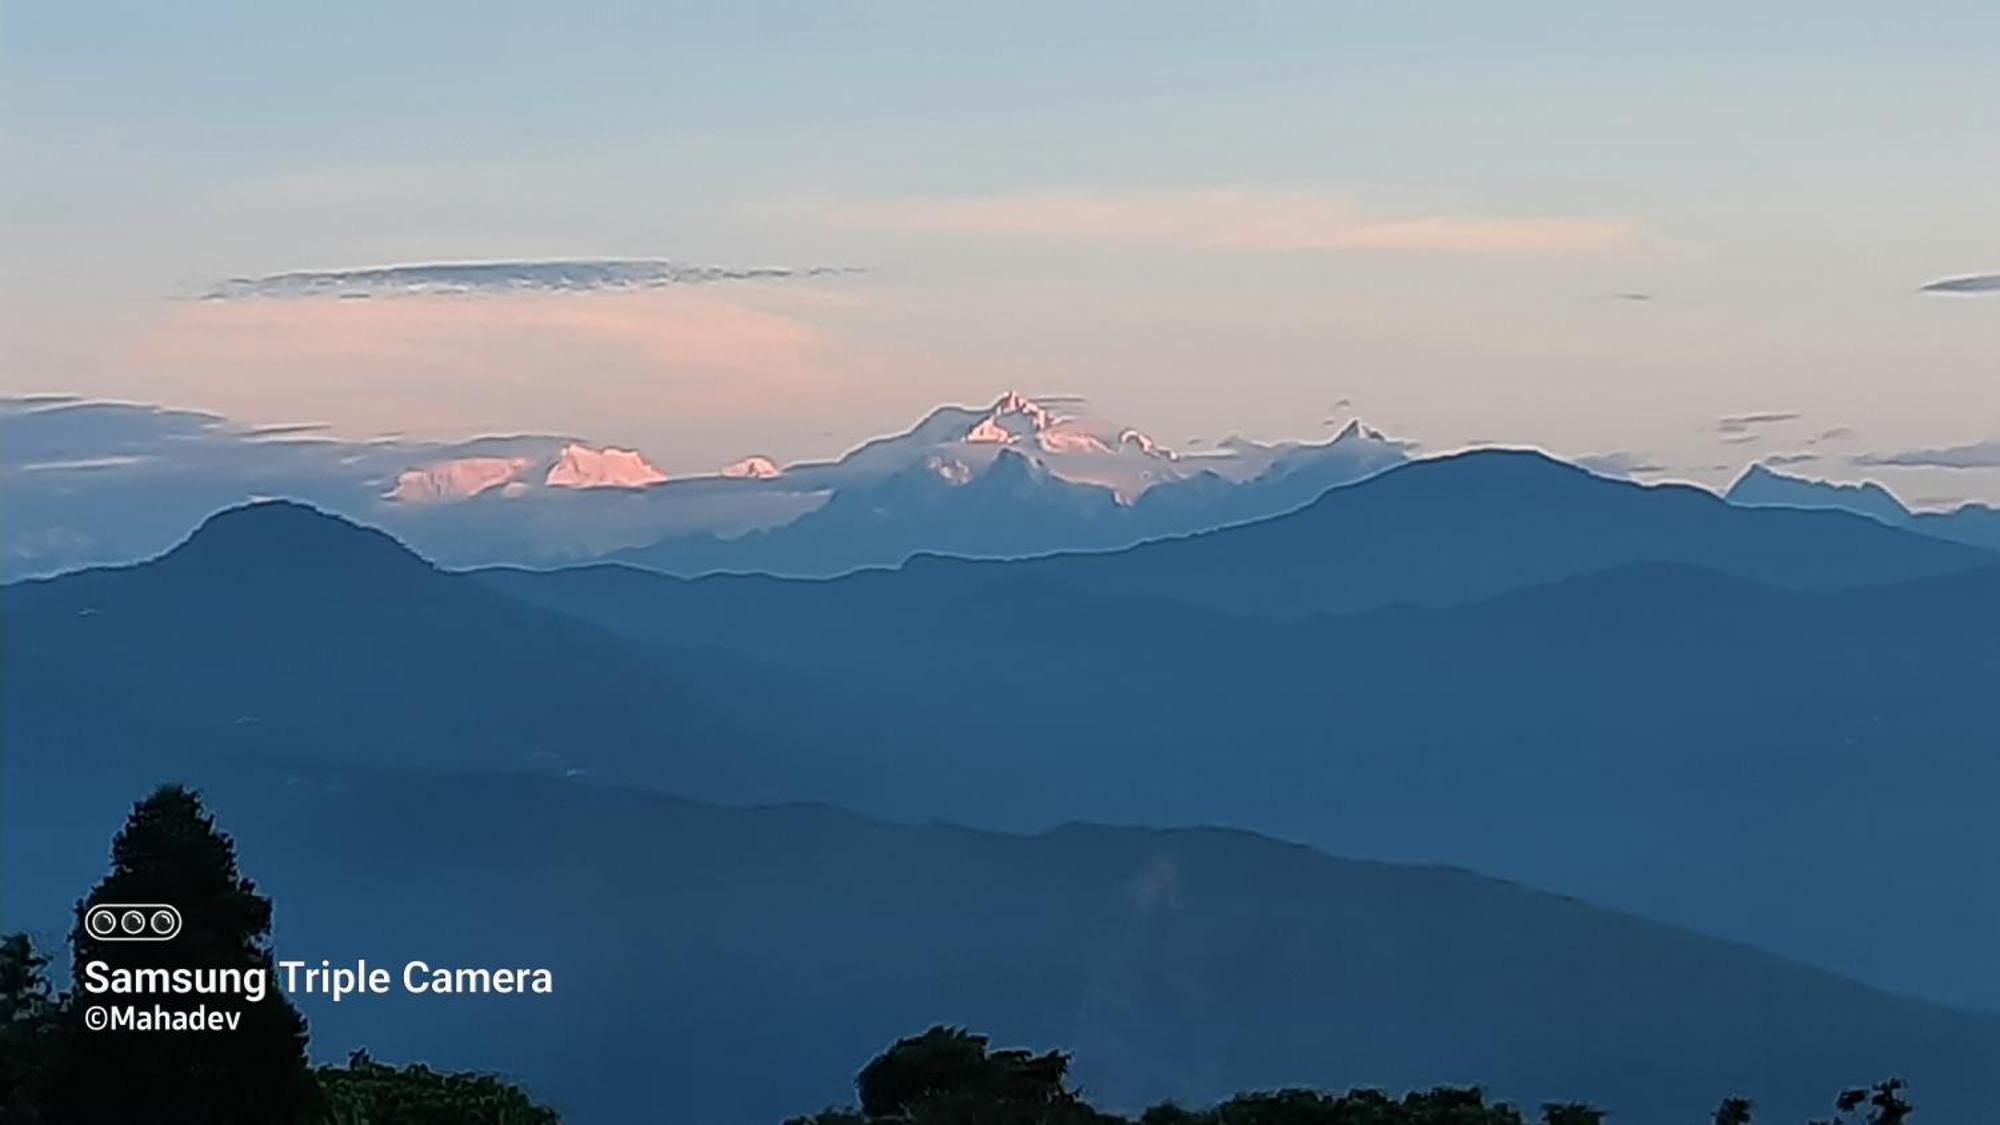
top-left (0, 500), bottom-right (950, 807)
top-left (14, 391), bottom-right (2000, 581)
top-left (21, 496), bottom-right (2000, 1117)
top-left (0, 391), bottom-right (1415, 577)
top-left (9, 479), bottom-right (1994, 1010)
top-left (475, 454), bottom-right (2000, 1009)
top-left (953, 447), bottom-right (1996, 620)
top-left (608, 414), bottom-right (1411, 577)
top-left (1725, 461), bottom-right (2000, 551)
top-left (1725, 463), bottom-right (1913, 525)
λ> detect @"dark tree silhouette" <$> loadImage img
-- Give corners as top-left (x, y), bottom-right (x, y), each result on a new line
top-left (786, 1025), bottom-right (1111, 1125)
top-left (1541, 1101), bottom-right (1605, 1125)
top-left (0, 935), bottom-right (54, 1024)
top-left (1133, 1083), bottom-right (1540, 1125)
top-left (0, 933), bottom-right (59, 1122)
top-left (6, 785), bottom-right (566, 1123)
top-left (864, 1025), bottom-right (1098, 1124)
top-left (799, 1028), bottom-right (1911, 1125)
top-left (1820, 1080), bottom-right (1912, 1125)
top-left (54, 785), bottom-right (318, 1125)
top-left (317, 1048), bottom-right (559, 1125)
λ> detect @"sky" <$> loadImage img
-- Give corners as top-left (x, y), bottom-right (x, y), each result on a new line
top-left (4, 1), bottom-right (1998, 502)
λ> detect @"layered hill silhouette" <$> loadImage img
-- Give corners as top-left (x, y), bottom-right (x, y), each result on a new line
top-left (957, 448), bottom-right (1995, 619)
top-left (1727, 462), bottom-right (2000, 551)
top-left (482, 503), bottom-right (2000, 1006)
top-left (0, 500), bottom-right (957, 807)
top-left (6, 743), bottom-right (1998, 1125)
top-left (1725, 463), bottom-right (1914, 526)
top-left (9, 491), bottom-right (2000, 1009)
top-left (611, 443), bottom-right (1996, 594)
top-left (574, 449), bottom-right (2000, 620)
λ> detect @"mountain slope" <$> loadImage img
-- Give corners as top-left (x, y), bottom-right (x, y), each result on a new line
top-left (611, 449), bottom-right (1133, 576)
top-left (976, 448), bottom-right (1996, 619)
top-left (1725, 463), bottom-right (1912, 525)
top-left (528, 449), bottom-right (1999, 629)
top-left (6, 742), bottom-right (1998, 1125)
top-left (1724, 462), bottom-right (2000, 552)
top-left (1917, 502), bottom-right (2000, 551)
top-left (0, 501), bottom-right (945, 806)
top-left (15, 500), bottom-right (2000, 1009)
top-left (481, 556), bottom-right (2000, 1008)
top-left (610, 414), bottom-right (1409, 578)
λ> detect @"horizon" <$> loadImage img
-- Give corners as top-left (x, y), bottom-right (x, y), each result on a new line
top-left (5, 377), bottom-right (1994, 583)
top-left (4, 383), bottom-right (1991, 502)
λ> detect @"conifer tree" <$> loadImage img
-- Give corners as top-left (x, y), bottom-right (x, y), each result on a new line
top-left (57, 785), bottom-right (317, 1124)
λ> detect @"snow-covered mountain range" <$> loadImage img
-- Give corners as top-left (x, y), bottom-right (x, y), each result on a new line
top-left (12, 392), bottom-right (1993, 580)
top-left (591, 393), bottom-right (1413, 575)
top-left (0, 391), bottom-right (1424, 576)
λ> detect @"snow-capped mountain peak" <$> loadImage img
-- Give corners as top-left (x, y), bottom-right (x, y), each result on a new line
top-left (963, 391), bottom-right (1070, 446)
top-left (384, 456), bottom-right (530, 503)
top-left (385, 440), bottom-right (667, 504)
top-left (720, 455), bottom-right (782, 480)
top-left (989, 390), bottom-right (1057, 428)
top-left (1118, 428), bottom-right (1175, 460)
top-left (952, 391), bottom-right (1180, 471)
top-left (544, 443), bottom-right (669, 489)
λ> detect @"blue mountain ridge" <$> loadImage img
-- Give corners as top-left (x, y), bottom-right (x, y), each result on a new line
top-left (8, 448), bottom-right (1999, 1121)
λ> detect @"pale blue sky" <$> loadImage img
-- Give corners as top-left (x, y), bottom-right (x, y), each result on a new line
top-left (4, 2), bottom-right (1997, 500)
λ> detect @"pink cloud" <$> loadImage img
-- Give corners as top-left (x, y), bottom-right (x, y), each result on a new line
top-left (774, 189), bottom-right (1636, 255)
top-left (126, 288), bottom-right (900, 450)
top-left (1329, 215), bottom-right (1635, 254)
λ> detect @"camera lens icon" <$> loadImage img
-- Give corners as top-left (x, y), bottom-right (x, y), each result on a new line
top-left (84, 903), bottom-right (181, 942)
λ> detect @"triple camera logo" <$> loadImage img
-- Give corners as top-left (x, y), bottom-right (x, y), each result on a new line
top-left (84, 903), bottom-right (182, 942)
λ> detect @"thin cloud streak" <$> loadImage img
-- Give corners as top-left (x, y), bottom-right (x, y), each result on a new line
top-left (202, 259), bottom-right (865, 300)
top-left (1918, 274), bottom-right (2000, 295)
top-left (777, 190), bottom-right (1637, 255)
top-left (1855, 439), bottom-right (2000, 470)
top-left (1717, 412), bottom-right (1802, 435)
